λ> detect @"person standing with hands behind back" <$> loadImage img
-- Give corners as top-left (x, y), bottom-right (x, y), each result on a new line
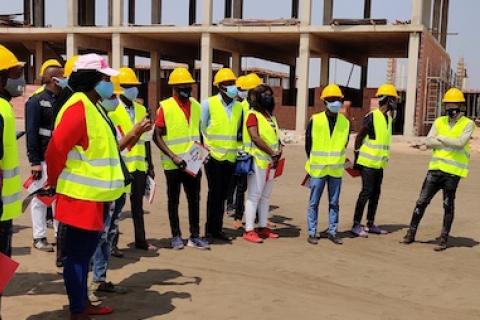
top-left (242, 85), bottom-right (282, 243)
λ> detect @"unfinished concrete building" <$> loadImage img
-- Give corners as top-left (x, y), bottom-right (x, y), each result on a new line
top-left (0, 0), bottom-right (453, 136)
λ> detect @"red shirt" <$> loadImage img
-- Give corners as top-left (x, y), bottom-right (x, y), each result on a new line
top-left (46, 100), bottom-right (105, 231)
top-left (155, 96), bottom-right (191, 129)
top-left (246, 113), bottom-right (258, 127)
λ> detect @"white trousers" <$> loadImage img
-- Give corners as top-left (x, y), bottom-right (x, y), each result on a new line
top-left (31, 197), bottom-right (57, 239)
top-left (244, 162), bottom-right (275, 232)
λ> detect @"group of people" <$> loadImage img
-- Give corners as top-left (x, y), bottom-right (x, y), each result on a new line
top-left (0, 44), bottom-right (474, 319)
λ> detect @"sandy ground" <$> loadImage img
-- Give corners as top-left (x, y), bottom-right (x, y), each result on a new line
top-left (3, 123), bottom-right (480, 320)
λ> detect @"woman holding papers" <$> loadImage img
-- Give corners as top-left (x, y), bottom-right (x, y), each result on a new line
top-left (242, 85), bottom-right (282, 244)
top-left (154, 67), bottom-right (210, 251)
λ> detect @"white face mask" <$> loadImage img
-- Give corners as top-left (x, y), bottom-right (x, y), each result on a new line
top-left (238, 90), bottom-right (248, 100)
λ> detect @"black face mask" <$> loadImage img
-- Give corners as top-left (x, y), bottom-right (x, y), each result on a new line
top-left (177, 87), bottom-right (192, 100)
top-left (259, 94), bottom-right (275, 113)
top-left (380, 96), bottom-right (397, 111)
top-left (446, 108), bottom-right (461, 118)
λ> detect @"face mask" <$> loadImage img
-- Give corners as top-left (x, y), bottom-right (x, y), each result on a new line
top-left (238, 90), bottom-right (248, 100)
top-left (53, 77), bottom-right (69, 90)
top-left (260, 94), bottom-right (275, 112)
top-left (178, 87), bottom-right (192, 100)
top-left (122, 87), bottom-right (139, 102)
top-left (94, 80), bottom-right (114, 100)
top-left (5, 76), bottom-right (25, 97)
top-left (222, 85), bottom-right (238, 99)
top-left (326, 100), bottom-right (343, 113)
top-left (100, 97), bottom-right (119, 112)
top-left (446, 108), bottom-right (461, 118)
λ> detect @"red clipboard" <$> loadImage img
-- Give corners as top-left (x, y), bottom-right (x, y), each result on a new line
top-left (266, 158), bottom-right (285, 181)
top-left (345, 158), bottom-right (361, 178)
top-left (0, 252), bottom-right (19, 293)
top-left (301, 174), bottom-right (310, 188)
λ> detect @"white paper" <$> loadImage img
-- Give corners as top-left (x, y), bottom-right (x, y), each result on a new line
top-left (144, 176), bottom-right (156, 204)
top-left (24, 162), bottom-right (48, 195)
top-left (181, 143), bottom-right (209, 177)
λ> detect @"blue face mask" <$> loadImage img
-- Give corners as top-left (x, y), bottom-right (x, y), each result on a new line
top-left (53, 77), bottom-right (69, 90)
top-left (223, 85), bottom-right (238, 99)
top-left (122, 87), bottom-right (139, 102)
top-left (94, 80), bottom-right (114, 100)
top-left (326, 100), bottom-right (343, 113)
top-left (100, 97), bottom-right (119, 112)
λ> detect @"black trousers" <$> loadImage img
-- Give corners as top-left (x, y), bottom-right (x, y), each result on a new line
top-left (0, 220), bottom-right (12, 257)
top-left (226, 174), bottom-right (248, 221)
top-left (130, 170), bottom-right (148, 247)
top-left (408, 170), bottom-right (460, 240)
top-left (353, 167), bottom-right (384, 226)
top-left (205, 158), bottom-right (235, 236)
top-left (164, 169), bottom-right (202, 238)
top-left (56, 222), bottom-right (67, 267)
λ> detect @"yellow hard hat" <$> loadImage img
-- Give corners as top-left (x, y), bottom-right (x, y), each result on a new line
top-left (117, 67), bottom-right (141, 85)
top-left (0, 44), bottom-right (24, 71)
top-left (376, 83), bottom-right (399, 98)
top-left (236, 75), bottom-right (247, 89)
top-left (320, 84), bottom-right (344, 100)
top-left (39, 59), bottom-right (62, 76)
top-left (64, 55), bottom-right (79, 77)
top-left (111, 74), bottom-right (123, 95)
top-left (442, 87), bottom-right (465, 103)
top-left (168, 67), bottom-right (195, 85)
top-left (243, 73), bottom-right (263, 90)
top-left (214, 68), bottom-right (236, 85)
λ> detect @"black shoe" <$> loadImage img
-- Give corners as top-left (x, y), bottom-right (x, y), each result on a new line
top-left (307, 236), bottom-right (318, 245)
top-left (401, 229), bottom-right (416, 244)
top-left (111, 247), bottom-right (124, 258)
top-left (212, 232), bottom-right (232, 242)
top-left (328, 234), bottom-right (343, 245)
top-left (434, 237), bottom-right (448, 252)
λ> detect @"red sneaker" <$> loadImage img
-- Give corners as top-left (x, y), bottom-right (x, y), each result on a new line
top-left (256, 227), bottom-right (279, 239)
top-left (243, 231), bottom-right (263, 243)
top-left (87, 305), bottom-right (113, 316)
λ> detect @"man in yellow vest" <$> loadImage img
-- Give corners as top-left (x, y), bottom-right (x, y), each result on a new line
top-left (305, 84), bottom-right (350, 245)
top-left (154, 67), bottom-right (210, 250)
top-left (0, 44), bottom-right (24, 319)
top-left (107, 67), bottom-right (155, 252)
top-left (402, 88), bottom-right (474, 251)
top-left (351, 83), bottom-right (398, 237)
top-left (201, 68), bottom-right (243, 241)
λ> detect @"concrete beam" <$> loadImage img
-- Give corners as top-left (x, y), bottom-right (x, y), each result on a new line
top-left (75, 34), bottom-right (111, 53)
top-left (295, 33), bottom-right (310, 132)
top-left (200, 32), bottom-right (213, 101)
top-left (203, 0), bottom-right (213, 25)
top-left (67, 0), bottom-right (78, 27)
top-left (404, 32), bottom-right (420, 136)
top-left (310, 36), bottom-right (367, 66)
top-left (151, 0), bottom-right (162, 24)
top-left (231, 51), bottom-right (241, 75)
top-left (111, 33), bottom-right (124, 69)
top-left (299, 0), bottom-right (312, 25)
top-left (323, 0), bottom-right (333, 25)
top-left (320, 53), bottom-right (329, 86)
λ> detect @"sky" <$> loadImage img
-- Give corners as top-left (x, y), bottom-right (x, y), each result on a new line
top-left (0, 0), bottom-right (477, 89)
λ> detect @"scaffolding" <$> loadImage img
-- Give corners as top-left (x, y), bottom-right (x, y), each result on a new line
top-left (423, 57), bottom-right (451, 125)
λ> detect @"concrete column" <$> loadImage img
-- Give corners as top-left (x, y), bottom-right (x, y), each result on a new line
top-left (224, 0), bottom-right (232, 18)
top-left (422, 0), bottom-right (432, 28)
top-left (404, 32), bottom-right (420, 136)
top-left (128, 0), bottom-right (135, 25)
top-left (189, 0), bottom-right (197, 25)
top-left (148, 51), bottom-right (161, 114)
top-left (66, 33), bottom-right (78, 58)
top-left (34, 41), bottom-right (44, 83)
top-left (151, 0), bottom-right (162, 24)
top-left (33, 0), bottom-right (45, 27)
top-left (79, 0), bottom-right (95, 26)
top-left (363, 0), bottom-right (371, 18)
top-left (360, 65), bottom-right (368, 89)
top-left (67, 0), bottom-right (78, 27)
top-left (432, 0), bottom-right (441, 39)
top-left (323, 0), bottom-right (333, 25)
top-left (109, 0), bottom-right (124, 26)
top-left (291, 0), bottom-right (299, 19)
top-left (440, 0), bottom-right (449, 47)
top-left (231, 52), bottom-right (241, 76)
top-left (203, 0), bottom-right (213, 25)
top-left (411, 0), bottom-right (424, 25)
top-left (320, 54), bottom-right (329, 86)
top-left (200, 33), bottom-right (213, 101)
top-left (24, 0), bottom-right (32, 25)
top-left (299, 0), bottom-right (312, 25)
top-left (295, 33), bottom-right (311, 132)
top-left (111, 33), bottom-right (124, 70)
top-left (233, 0), bottom-right (243, 19)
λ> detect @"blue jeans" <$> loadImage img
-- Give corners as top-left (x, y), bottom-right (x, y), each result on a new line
top-left (63, 225), bottom-right (100, 314)
top-left (92, 197), bottom-right (125, 283)
top-left (307, 176), bottom-right (342, 237)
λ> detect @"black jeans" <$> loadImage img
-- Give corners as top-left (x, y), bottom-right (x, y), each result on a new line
top-left (226, 174), bottom-right (248, 221)
top-left (205, 158), bottom-right (235, 236)
top-left (0, 220), bottom-right (12, 257)
top-left (130, 170), bottom-right (148, 247)
top-left (164, 169), bottom-right (202, 238)
top-left (56, 222), bottom-right (68, 267)
top-left (353, 167), bottom-right (384, 226)
top-left (408, 170), bottom-right (460, 240)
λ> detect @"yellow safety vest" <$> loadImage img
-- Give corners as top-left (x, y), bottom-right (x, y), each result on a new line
top-left (55, 92), bottom-right (126, 202)
top-left (357, 109), bottom-right (392, 169)
top-left (243, 110), bottom-right (281, 170)
top-left (108, 101), bottom-right (147, 173)
top-left (428, 115), bottom-right (473, 178)
top-left (159, 97), bottom-right (201, 170)
top-left (305, 112), bottom-right (350, 178)
top-left (0, 98), bottom-right (21, 221)
top-left (204, 95), bottom-right (242, 163)
top-left (241, 99), bottom-right (251, 152)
